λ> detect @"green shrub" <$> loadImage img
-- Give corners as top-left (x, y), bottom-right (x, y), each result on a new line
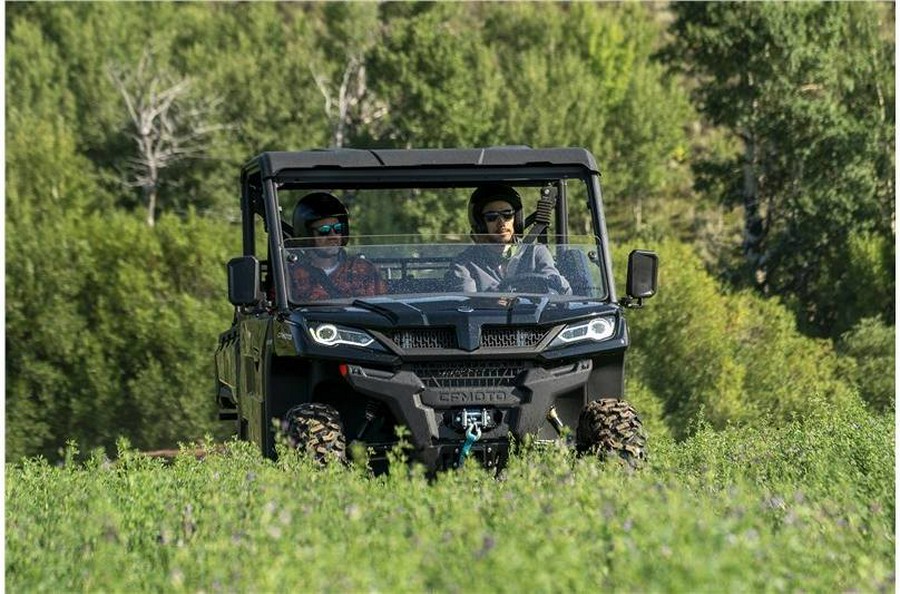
top-left (837, 316), bottom-right (896, 412)
top-left (616, 240), bottom-right (857, 438)
top-left (5, 210), bottom-right (238, 462)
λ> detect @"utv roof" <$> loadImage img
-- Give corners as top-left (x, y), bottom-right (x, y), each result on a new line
top-left (245, 147), bottom-right (600, 179)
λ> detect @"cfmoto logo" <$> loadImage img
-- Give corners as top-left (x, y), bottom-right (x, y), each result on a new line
top-left (438, 391), bottom-right (509, 403)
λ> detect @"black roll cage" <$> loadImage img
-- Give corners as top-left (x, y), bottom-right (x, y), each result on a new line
top-left (239, 153), bottom-right (616, 312)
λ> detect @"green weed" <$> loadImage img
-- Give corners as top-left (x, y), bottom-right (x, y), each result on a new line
top-left (6, 404), bottom-right (893, 593)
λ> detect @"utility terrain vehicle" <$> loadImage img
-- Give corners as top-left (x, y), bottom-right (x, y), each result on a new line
top-left (215, 147), bottom-right (657, 472)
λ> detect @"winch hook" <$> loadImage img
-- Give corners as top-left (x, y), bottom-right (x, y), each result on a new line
top-left (457, 424), bottom-right (482, 466)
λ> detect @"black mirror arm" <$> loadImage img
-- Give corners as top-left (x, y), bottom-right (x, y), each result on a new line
top-left (620, 296), bottom-right (645, 309)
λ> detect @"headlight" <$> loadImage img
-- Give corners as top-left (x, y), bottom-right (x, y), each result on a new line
top-left (548, 317), bottom-right (616, 348)
top-left (309, 323), bottom-right (375, 348)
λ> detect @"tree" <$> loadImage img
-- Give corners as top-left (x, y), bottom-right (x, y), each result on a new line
top-left (354, 3), bottom-right (507, 235)
top-left (307, 3), bottom-right (387, 148)
top-left (366, 2), bottom-right (505, 150)
top-left (836, 317), bottom-right (895, 412)
top-left (5, 211), bottom-right (237, 462)
top-left (474, 3), bottom-right (694, 238)
top-left (621, 241), bottom-right (857, 439)
top-left (359, 3), bottom-right (693, 238)
top-left (109, 50), bottom-right (227, 226)
top-left (660, 2), bottom-right (895, 337)
top-left (5, 2), bottom-right (240, 216)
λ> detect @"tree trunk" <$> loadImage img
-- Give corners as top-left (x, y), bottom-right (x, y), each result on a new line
top-left (145, 185), bottom-right (157, 227)
top-left (634, 196), bottom-right (643, 233)
top-left (741, 136), bottom-right (766, 290)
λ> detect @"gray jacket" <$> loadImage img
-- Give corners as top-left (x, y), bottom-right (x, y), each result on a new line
top-left (446, 242), bottom-right (572, 294)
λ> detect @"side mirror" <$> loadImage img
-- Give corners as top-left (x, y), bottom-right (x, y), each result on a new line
top-left (624, 249), bottom-right (658, 307)
top-left (227, 256), bottom-right (261, 306)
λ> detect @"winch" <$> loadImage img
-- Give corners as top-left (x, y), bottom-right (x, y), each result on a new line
top-left (449, 407), bottom-right (500, 434)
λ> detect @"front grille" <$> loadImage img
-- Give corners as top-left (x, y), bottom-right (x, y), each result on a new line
top-left (386, 328), bottom-right (456, 349)
top-left (411, 361), bottom-right (527, 388)
top-left (481, 326), bottom-right (549, 348)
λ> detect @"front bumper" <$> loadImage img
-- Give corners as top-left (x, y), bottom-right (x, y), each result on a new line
top-left (342, 359), bottom-right (592, 469)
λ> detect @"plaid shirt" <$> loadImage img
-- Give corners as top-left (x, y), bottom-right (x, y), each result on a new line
top-left (289, 252), bottom-right (385, 301)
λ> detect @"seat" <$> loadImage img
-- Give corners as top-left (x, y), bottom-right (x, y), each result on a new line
top-left (557, 249), bottom-right (595, 297)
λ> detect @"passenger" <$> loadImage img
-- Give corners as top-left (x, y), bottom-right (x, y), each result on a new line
top-left (288, 192), bottom-right (385, 300)
top-left (446, 185), bottom-right (571, 294)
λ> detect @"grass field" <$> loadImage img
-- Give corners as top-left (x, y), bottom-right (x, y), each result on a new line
top-left (6, 398), bottom-right (894, 593)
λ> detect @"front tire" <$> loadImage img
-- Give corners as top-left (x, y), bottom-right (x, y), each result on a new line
top-left (576, 398), bottom-right (646, 468)
top-left (282, 403), bottom-right (347, 465)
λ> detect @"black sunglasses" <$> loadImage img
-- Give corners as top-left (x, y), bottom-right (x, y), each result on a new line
top-left (482, 209), bottom-right (516, 223)
top-left (312, 222), bottom-right (345, 236)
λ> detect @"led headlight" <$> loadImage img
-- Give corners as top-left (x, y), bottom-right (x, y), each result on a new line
top-left (548, 316), bottom-right (616, 348)
top-left (309, 323), bottom-right (375, 348)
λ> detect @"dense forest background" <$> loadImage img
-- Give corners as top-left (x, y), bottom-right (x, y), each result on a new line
top-left (5, 2), bottom-right (895, 461)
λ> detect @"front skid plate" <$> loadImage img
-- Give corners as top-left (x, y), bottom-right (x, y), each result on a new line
top-left (342, 360), bottom-right (591, 453)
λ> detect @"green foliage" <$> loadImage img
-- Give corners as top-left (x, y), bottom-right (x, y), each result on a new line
top-left (836, 317), bottom-right (896, 413)
top-left (4, 2), bottom-right (893, 470)
top-left (5, 114), bottom-right (108, 222)
top-left (5, 2), bottom-right (695, 232)
top-left (809, 230), bottom-right (896, 336)
top-left (5, 211), bottom-right (237, 462)
top-left (660, 2), bottom-right (895, 338)
top-left (5, 3), bottom-right (329, 217)
top-left (356, 3), bottom-right (694, 237)
top-left (619, 375), bottom-right (670, 443)
top-left (7, 403), bottom-right (893, 592)
top-left (483, 3), bottom-right (695, 237)
top-left (5, 13), bottom-right (77, 126)
top-left (368, 3), bottom-right (504, 149)
top-left (5, 14), bottom-right (112, 218)
top-left (183, 2), bottom-right (328, 152)
top-left (619, 241), bottom-right (857, 439)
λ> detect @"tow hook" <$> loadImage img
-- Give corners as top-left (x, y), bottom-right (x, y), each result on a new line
top-left (546, 406), bottom-right (564, 435)
top-left (546, 406), bottom-right (569, 439)
top-left (452, 408), bottom-right (494, 467)
top-left (457, 424), bottom-right (482, 466)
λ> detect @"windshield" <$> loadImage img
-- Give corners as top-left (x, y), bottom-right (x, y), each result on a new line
top-left (275, 178), bottom-right (608, 304)
top-left (283, 236), bottom-right (607, 304)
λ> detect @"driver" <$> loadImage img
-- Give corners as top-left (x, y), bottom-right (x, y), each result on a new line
top-left (445, 185), bottom-right (571, 294)
top-left (288, 192), bottom-right (385, 300)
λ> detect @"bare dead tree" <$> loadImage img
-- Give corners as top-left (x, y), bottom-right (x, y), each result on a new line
top-left (109, 51), bottom-right (227, 226)
top-left (311, 53), bottom-right (388, 148)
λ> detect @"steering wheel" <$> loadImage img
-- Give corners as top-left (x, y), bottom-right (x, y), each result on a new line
top-left (496, 273), bottom-right (558, 294)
